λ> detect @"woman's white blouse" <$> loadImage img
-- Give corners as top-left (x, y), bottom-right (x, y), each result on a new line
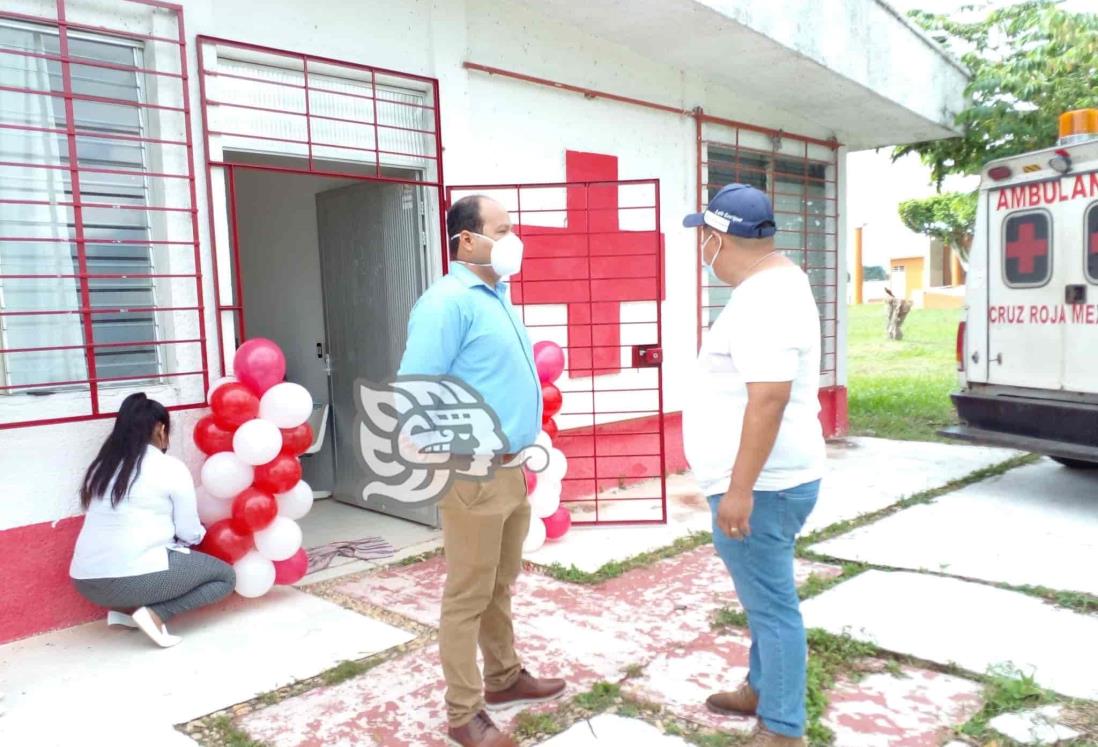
top-left (70, 446), bottom-right (206, 579)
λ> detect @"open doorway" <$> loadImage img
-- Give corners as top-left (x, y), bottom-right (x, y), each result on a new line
top-left (229, 158), bottom-right (441, 544)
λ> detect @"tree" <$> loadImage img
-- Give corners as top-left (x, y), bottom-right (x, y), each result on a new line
top-left (897, 191), bottom-right (977, 261)
top-left (895, 1), bottom-right (1098, 186)
top-left (864, 265), bottom-right (888, 281)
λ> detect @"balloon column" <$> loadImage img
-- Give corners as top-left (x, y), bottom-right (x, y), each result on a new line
top-left (194, 339), bottom-right (315, 597)
top-left (523, 341), bottom-right (573, 552)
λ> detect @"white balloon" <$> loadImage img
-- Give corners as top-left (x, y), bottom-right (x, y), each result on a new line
top-left (254, 516), bottom-right (303, 561)
top-left (233, 418), bottom-right (283, 466)
top-left (277, 480), bottom-right (314, 520)
top-left (259, 383), bottom-right (313, 429)
top-left (206, 375), bottom-right (237, 404)
top-left (234, 550), bottom-right (276, 598)
top-left (535, 430), bottom-right (553, 451)
top-left (522, 516), bottom-right (547, 554)
top-left (542, 447), bottom-right (568, 485)
top-left (196, 487), bottom-right (232, 526)
top-left (529, 478), bottom-right (561, 519)
top-left (200, 452), bottom-right (254, 500)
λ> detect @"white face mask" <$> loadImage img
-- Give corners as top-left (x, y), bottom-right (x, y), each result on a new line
top-left (701, 232), bottom-right (723, 279)
top-left (459, 231), bottom-right (525, 277)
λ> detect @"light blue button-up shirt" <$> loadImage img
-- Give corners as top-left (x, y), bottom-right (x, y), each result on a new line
top-left (398, 263), bottom-right (543, 452)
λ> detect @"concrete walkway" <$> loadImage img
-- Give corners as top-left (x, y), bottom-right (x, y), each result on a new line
top-left (3, 439), bottom-right (1091, 747)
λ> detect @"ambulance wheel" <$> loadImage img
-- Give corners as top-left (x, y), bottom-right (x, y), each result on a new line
top-left (1050, 457), bottom-right (1098, 469)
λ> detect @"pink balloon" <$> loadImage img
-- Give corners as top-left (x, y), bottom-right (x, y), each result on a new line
top-left (273, 547), bottom-right (309, 585)
top-left (544, 507), bottom-right (572, 541)
top-left (533, 341), bottom-right (565, 384)
top-left (524, 467), bottom-right (538, 496)
top-left (234, 338), bottom-right (286, 396)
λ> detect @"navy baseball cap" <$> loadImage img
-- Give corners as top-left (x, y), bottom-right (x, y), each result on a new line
top-left (683, 183), bottom-right (777, 238)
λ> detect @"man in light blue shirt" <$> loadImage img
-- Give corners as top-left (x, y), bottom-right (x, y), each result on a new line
top-left (399, 195), bottom-right (565, 747)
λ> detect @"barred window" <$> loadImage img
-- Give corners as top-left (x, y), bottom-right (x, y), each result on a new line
top-left (700, 128), bottom-right (838, 385)
top-left (0, 1), bottom-right (204, 428)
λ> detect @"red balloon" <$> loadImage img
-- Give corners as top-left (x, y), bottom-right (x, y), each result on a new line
top-left (273, 547), bottom-right (309, 585)
top-left (544, 507), bottom-right (572, 541)
top-left (230, 487), bottom-right (278, 534)
top-left (524, 467), bottom-right (538, 496)
top-left (210, 382), bottom-right (259, 430)
top-left (197, 519), bottom-right (253, 564)
top-left (280, 422), bottom-right (314, 456)
top-left (234, 338), bottom-right (286, 396)
top-left (533, 341), bottom-right (566, 384)
top-left (543, 418), bottom-right (559, 440)
top-left (193, 415), bottom-right (234, 455)
top-left (542, 383), bottom-right (563, 419)
top-left (254, 453), bottom-right (302, 494)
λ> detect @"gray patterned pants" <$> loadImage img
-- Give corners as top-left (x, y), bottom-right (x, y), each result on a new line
top-left (73, 550), bottom-right (236, 622)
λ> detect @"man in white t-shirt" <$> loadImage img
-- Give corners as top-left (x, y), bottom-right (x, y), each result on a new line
top-left (682, 184), bottom-right (825, 747)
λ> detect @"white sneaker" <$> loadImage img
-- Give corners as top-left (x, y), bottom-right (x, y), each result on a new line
top-left (131, 607), bottom-right (181, 648)
top-left (106, 611), bottom-right (138, 629)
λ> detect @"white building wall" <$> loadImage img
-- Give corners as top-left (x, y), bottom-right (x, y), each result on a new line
top-left (1, 0), bottom-right (853, 531)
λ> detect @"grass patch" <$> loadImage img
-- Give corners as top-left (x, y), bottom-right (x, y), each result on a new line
top-left (395, 546), bottom-right (444, 566)
top-left (798, 563), bottom-right (869, 602)
top-left (320, 658), bottom-right (379, 686)
top-left (847, 304), bottom-right (962, 442)
top-left (958, 664), bottom-right (1056, 741)
top-left (204, 716), bottom-right (266, 747)
top-left (511, 711), bottom-right (565, 740)
top-left (540, 530), bottom-right (712, 584)
top-left (712, 606), bottom-right (748, 630)
top-left (573, 681), bottom-right (622, 712)
top-left (1014, 585), bottom-right (1098, 615)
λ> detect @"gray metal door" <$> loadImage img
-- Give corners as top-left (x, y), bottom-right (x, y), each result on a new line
top-left (316, 181), bottom-right (437, 526)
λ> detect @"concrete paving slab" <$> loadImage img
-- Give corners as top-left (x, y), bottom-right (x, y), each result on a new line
top-left (536, 714), bottom-right (692, 745)
top-left (525, 474), bottom-right (710, 572)
top-left (823, 667), bottom-right (983, 746)
top-left (525, 438), bottom-right (1020, 574)
top-left (989, 704), bottom-right (1082, 745)
top-left (805, 438), bottom-right (1021, 535)
top-left (802, 570), bottom-right (1098, 700)
top-left (0, 588), bottom-right (413, 746)
top-left (243, 550), bottom-right (840, 746)
top-left (810, 459), bottom-right (1098, 595)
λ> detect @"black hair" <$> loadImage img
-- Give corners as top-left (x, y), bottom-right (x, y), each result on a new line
top-left (447, 195), bottom-right (485, 259)
top-left (80, 392), bottom-right (170, 510)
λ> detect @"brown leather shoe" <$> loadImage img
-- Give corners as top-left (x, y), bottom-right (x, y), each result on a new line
top-left (447, 710), bottom-right (516, 747)
top-left (744, 726), bottom-right (806, 746)
top-left (705, 680), bottom-right (758, 716)
top-left (484, 668), bottom-right (567, 711)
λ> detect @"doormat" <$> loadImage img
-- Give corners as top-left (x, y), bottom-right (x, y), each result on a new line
top-left (306, 537), bottom-right (396, 573)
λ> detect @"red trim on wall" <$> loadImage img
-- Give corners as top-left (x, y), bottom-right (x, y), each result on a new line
top-left (819, 385), bottom-right (849, 438)
top-left (0, 516), bottom-right (99, 645)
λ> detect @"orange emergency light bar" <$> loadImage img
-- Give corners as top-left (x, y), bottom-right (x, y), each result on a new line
top-left (1059, 109), bottom-right (1098, 145)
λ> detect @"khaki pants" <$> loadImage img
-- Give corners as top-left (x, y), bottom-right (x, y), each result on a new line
top-left (438, 465), bottom-right (531, 727)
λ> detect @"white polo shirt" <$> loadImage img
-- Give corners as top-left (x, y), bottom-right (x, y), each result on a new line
top-left (683, 265), bottom-right (826, 495)
top-left (70, 445), bottom-right (206, 579)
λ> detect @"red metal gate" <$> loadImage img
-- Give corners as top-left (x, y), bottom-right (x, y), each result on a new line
top-left (447, 177), bottom-right (667, 525)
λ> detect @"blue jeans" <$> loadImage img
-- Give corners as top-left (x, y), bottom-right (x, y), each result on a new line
top-left (708, 480), bottom-right (820, 738)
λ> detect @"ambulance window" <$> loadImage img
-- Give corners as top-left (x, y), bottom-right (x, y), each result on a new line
top-left (1003, 211), bottom-right (1052, 287)
top-left (1087, 204), bottom-right (1098, 284)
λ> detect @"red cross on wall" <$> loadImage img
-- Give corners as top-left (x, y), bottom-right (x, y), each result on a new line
top-left (510, 151), bottom-right (665, 377)
top-left (1005, 221), bottom-right (1047, 275)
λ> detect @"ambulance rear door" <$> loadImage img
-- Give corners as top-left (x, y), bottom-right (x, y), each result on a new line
top-left (1063, 191), bottom-right (1098, 394)
top-left (986, 184), bottom-right (1063, 390)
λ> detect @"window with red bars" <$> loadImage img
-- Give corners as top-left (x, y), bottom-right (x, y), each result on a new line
top-left (698, 120), bottom-right (839, 387)
top-left (0, 0), bottom-right (205, 429)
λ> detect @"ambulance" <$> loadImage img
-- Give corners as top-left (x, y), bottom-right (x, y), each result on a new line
top-left (944, 109), bottom-right (1098, 466)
